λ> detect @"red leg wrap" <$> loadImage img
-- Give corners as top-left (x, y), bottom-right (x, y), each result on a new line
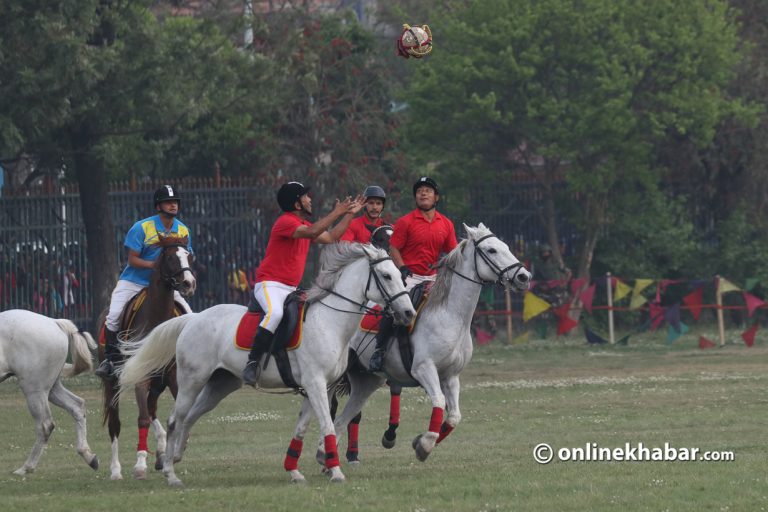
top-left (283, 438), bottom-right (303, 472)
top-left (389, 394), bottom-right (401, 425)
top-left (347, 423), bottom-right (359, 452)
top-left (436, 422), bottom-right (454, 444)
top-left (428, 407), bottom-right (444, 434)
top-left (324, 434), bottom-right (340, 469)
top-left (137, 426), bottom-right (149, 452)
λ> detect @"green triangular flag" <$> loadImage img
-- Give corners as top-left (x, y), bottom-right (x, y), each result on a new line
top-left (616, 334), bottom-right (630, 346)
top-left (666, 321), bottom-right (689, 344)
top-left (745, 278), bottom-right (760, 292)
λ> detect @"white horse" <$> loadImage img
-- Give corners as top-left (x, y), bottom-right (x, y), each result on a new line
top-left (0, 309), bottom-right (99, 475)
top-left (324, 223), bottom-right (530, 464)
top-left (118, 242), bottom-right (416, 486)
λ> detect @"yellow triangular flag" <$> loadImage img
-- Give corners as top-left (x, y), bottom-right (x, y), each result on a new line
top-left (614, 279), bottom-right (631, 302)
top-left (633, 279), bottom-right (654, 296)
top-left (629, 293), bottom-right (648, 310)
top-left (718, 278), bottom-right (741, 294)
top-left (511, 331), bottom-right (530, 345)
top-left (523, 291), bottom-right (551, 322)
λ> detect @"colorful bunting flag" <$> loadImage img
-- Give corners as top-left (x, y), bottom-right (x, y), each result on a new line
top-left (475, 328), bottom-right (494, 345)
top-left (629, 279), bottom-right (653, 310)
top-left (570, 278), bottom-right (587, 296)
top-left (664, 303), bottom-right (681, 333)
top-left (580, 284), bottom-right (596, 314)
top-left (698, 336), bottom-right (716, 349)
top-left (743, 292), bottom-right (765, 317)
top-left (629, 293), bottom-right (648, 310)
top-left (666, 321), bottom-right (689, 343)
top-left (553, 303), bottom-right (579, 335)
top-left (718, 277), bottom-right (741, 295)
top-left (585, 328), bottom-right (608, 345)
top-left (614, 279), bottom-right (631, 302)
top-left (523, 291), bottom-right (551, 322)
top-left (744, 278), bottom-right (760, 292)
top-left (616, 334), bottom-right (630, 346)
top-left (682, 287), bottom-right (704, 322)
top-left (511, 331), bottom-right (530, 345)
top-left (742, 323), bottom-right (759, 347)
top-left (648, 302), bottom-right (665, 331)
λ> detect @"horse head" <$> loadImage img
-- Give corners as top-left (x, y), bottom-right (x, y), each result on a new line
top-left (463, 223), bottom-right (531, 292)
top-left (367, 224), bottom-right (393, 251)
top-left (360, 244), bottom-right (415, 325)
top-left (156, 235), bottom-right (196, 296)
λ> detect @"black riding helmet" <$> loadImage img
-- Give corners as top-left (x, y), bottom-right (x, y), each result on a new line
top-left (363, 185), bottom-right (386, 203)
top-left (277, 181), bottom-right (310, 212)
top-left (412, 176), bottom-right (439, 196)
top-left (154, 185), bottom-right (181, 205)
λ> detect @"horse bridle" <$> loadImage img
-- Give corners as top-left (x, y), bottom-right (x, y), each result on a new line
top-left (448, 234), bottom-right (526, 287)
top-left (160, 244), bottom-right (194, 290)
top-left (319, 256), bottom-right (409, 315)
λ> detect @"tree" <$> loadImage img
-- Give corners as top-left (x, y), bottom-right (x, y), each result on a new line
top-left (0, 1), bottom-right (270, 324)
top-left (403, 0), bottom-right (754, 281)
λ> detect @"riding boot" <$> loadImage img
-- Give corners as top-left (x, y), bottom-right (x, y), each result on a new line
top-left (95, 328), bottom-right (120, 380)
top-left (243, 327), bottom-right (275, 387)
top-left (368, 315), bottom-right (394, 372)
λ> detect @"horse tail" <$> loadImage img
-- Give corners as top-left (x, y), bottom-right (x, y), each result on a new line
top-left (116, 315), bottom-right (192, 402)
top-left (55, 319), bottom-right (97, 378)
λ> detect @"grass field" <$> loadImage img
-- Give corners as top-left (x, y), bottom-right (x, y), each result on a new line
top-left (1, 331), bottom-right (766, 512)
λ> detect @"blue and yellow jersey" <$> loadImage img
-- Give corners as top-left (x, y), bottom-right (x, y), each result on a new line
top-left (118, 215), bottom-right (193, 286)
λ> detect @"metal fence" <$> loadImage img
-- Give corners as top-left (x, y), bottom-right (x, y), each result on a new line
top-left (1, 180), bottom-right (565, 330)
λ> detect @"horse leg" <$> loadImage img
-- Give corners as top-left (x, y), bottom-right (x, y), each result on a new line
top-left (162, 372), bottom-right (208, 488)
top-left (346, 413), bottom-right (362, 464)
top-left (436, 375), bottom-right (461, 445)
top-left (286, 398), bottom-right (313, 484)
top-left (48, 380), bottom-right (98, 470)
top-left (147, 377), bottom-right (167, 471)
top-left (133, 380), bottom-right (152, 480)
top-left (410, 362), bottom-right (445, 462)
top-left (382, 383), bottom-right (403, 449)
top-left (303, 379), bottom-right (345, 482)
top-left (175, 369), bottom-right (241, 462)
top-left (103, 378), bottom-right (123, 480)
top-left (14, 390), bottom-right (54, 475)
top-left (318, 371), bottom-right (384, 468)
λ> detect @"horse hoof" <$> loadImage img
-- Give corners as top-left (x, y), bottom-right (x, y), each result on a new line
top-left (347, 460), bottom-right (361, 468)
top-left (89, 456), bottom-right (100, 471)
top-left (289, 470), bottom-right (306, 484)
top-left (168, 477), bottom-right (184, 488)
top-left (381, 434), bottom-right (396, 449)
top-left (133, 468), bottom-right (147, 480)
top-left (110, 472), bottom-right (123, 481)
top-left (12, 468), bottom-right (27, 476)
top-left (328, 468), bottom-right (346, 483)
top-left (154, 458), bottom-right (164, 471)
top-left (412, 435), bottom-right (431, 462)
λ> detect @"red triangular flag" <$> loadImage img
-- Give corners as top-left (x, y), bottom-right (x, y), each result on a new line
top-left (649, 302), bottom-right (665, 331)
top-left (579, 284), bottom-right (596, 314)
top-left (552, 303), bottom-right (579, 336)
top-left (741, 323), bottom-right (759, 347)
top-left (570, 278), bottom-right (587, 296)
top-left (698, 336), bottom-right (716, 349)
top-left (682, 287), bottom-right (704, 322)
top-left (743, 292), bottom-right (766, 318)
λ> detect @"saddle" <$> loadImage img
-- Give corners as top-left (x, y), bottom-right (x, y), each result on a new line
top-left (98, 288), bottom-right (185, 346)
top-left (235, 291), bottom-right (307, 389)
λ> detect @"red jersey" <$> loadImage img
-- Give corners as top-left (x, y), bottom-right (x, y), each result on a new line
top-left (255, 213), bottom-right (312, 286)
top-left (341, 216), bottom-right (384, 243)
top-left (390, 209), bottom-right (458, 276)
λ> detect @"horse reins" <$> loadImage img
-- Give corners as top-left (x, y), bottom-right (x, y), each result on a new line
top-left (317, 256), bottom-right (408, 316)
top-left (446, 234), bottom-right (526, 287)
top-left (159, 243), bottom-right (194, 290)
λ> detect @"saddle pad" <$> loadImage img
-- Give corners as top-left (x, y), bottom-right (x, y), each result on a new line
top-left (234, 310), bottom-right (304, 351)
top-left (358, 297), bottom-right (428, 334)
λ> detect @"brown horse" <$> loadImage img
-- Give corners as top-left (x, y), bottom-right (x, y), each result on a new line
top-left (97, 235), bottom-right (196, 480)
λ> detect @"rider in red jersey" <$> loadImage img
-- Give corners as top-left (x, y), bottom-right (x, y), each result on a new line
top-left (368, 177), bottom-right (457, 371)
top-left (242, 181), bottom-right (364, 386)
top-left (341, 185), bottom-right (387, 243)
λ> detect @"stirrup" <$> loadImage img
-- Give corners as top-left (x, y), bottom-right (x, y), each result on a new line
top-left (242, 360), bottom-right (262, 387)
top-left (95, 360), bottom-right (115, 380)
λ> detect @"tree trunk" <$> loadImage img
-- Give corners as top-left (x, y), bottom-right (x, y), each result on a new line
top-left (72, 130), bottom-right (118, 332)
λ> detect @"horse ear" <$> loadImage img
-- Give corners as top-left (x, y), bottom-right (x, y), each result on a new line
top-left (463, 223), bottom-right (473, 238)
top-left (478, 222), bottom-right (487, 231)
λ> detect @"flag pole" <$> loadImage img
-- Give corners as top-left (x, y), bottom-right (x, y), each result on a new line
top-left (606, 272), bottom-right (615, 344)
top-left (715, 275), bottom-right (725, 346)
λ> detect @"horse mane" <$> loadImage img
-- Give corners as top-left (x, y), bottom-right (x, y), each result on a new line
top-left (306, 242), bottom-right (387, 302)
top-left (157, 235), bottom-right (188, 248)
top-left (423, 224), bottom-right (492, 313)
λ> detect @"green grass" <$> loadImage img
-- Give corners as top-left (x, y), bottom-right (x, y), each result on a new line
top-left (1, 333), bottom-right (766, 511)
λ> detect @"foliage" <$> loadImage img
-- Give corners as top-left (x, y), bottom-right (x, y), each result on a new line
top-left (712, 204), bottom-right (768, 286)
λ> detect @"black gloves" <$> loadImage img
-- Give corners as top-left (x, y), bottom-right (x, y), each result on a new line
top-left (399, 266), bottom-right (413, 286)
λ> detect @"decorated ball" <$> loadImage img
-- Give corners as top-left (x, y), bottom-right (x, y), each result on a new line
top-left (396, 24), bottom-right (433, 59)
